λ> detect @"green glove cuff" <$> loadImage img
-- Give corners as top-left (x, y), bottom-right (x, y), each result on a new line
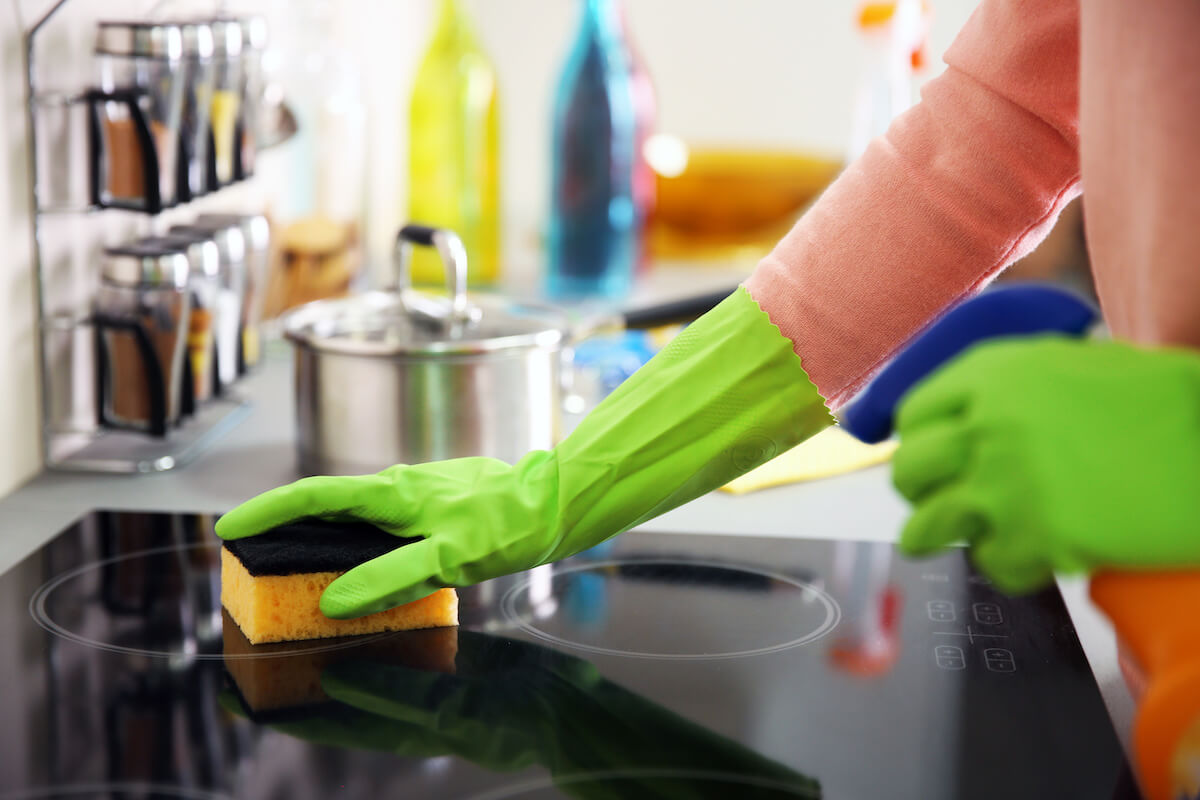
top-left (544, 285), bottom-right (833, 560)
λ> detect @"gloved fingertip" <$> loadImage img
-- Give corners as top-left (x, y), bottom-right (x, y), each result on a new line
top-left (213, 515), bottom-right (245, 540)
top-left (896, 535), bottom-right (938, 558)
top-left (319, 583), bottom-right (372, 620)
top-left (897, 515), bottom-right (953, 558)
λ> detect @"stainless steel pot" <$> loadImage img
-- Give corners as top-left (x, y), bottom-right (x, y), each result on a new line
top-left (284, 225), bottom-right (572, 475)
top-left (284, 224), bottom-right (740, 476)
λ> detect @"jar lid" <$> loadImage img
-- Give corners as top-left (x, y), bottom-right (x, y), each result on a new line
top-left (95, 21), bottom-right (184, 60)
top-left (168, 224), bottom-right (246, 266)
top-left (195, 213), bottom-right (270, 252)
top-left (177, 21), bottom-right (215, 60)
top-left (284, 290), bottom-right (569, 357)
top-left (102, 243), bottom-right (190, 289)
top-left (140, 235), bottom-right (220, 280)
top-left (240, 16), bottom-right (268, 51)
top-left (207, 18), bottom-right (244, 58)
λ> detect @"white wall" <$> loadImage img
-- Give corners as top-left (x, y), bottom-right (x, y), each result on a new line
top-left (2, 0), bottom-right (49, 497)
top-left (0, 0), bottom-right (980, 497)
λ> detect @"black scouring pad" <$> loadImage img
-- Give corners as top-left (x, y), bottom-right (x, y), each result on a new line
top-left (221, 518), bottom-right (420, 577)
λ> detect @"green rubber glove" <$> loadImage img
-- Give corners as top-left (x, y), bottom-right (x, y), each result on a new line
top-left (216, 287), bottom-right (832, 618)
top-left (893, 337), bottom-right (1200, 593)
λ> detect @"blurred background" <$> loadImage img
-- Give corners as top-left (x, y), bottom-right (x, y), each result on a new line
top-left (1, 0), bottom-right (1089, 492)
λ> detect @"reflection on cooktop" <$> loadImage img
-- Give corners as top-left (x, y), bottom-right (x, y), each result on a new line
top-left (0, 510), bottom-right (1143, 799)
top-left (0, 784), bottom-right (232, 799)
top-left (463, 771), bottom-right (820, 800)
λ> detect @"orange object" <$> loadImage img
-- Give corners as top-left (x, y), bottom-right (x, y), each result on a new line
top-left (855, 1), bottom-right (930, 72)
top-left (829, 586), bottom-right (902, 677)
top-left (648, 148), bottom-right (842, 261)
top-left (857, 2), bottom-right (900, 27)
top-left (1090, 570), bottom-right (1200, 800)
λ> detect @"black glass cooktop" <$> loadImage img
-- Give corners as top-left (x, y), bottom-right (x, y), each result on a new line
top-left (0, 510), bottom-right (1140, 799)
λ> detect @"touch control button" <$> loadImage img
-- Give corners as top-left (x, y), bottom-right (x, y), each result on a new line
top-left (935, 645), bottom-right (967, 671)
top-left (984, 647), bottom-right (1016, 673)
top-left (972, 602), bottom-right (1003, 625)
top-left (926, 600), bottom-right (956, 623)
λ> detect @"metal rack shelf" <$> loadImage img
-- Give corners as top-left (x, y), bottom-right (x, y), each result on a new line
top-left (25, 0), bottom-right (252, 473)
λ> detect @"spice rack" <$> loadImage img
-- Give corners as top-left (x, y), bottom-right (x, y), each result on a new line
top-left (24, 0), bottom-right (253, 473)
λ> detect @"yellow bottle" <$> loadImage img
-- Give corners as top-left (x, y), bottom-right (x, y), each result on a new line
top-left (408, 0), bottom-right (501, 286)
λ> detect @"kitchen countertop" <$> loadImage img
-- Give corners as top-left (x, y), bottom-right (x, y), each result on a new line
top-left (0, 270), bottom-right (1136, 758)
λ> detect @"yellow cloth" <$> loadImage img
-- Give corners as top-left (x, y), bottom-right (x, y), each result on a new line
top-left (720, 426), bottom-right (897, 494)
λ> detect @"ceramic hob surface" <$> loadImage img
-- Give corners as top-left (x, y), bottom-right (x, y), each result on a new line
top-left (0, 510), bottom-right (1140, 799)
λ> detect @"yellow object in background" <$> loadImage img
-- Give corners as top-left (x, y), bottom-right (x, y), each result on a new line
top-left (646, 142), bottom-right (842, 263)
top-left (721, 426), bottom-right (897, 494)
top-left (407, 0), bottom-right (500, 286)
top-left (210, 89), bottom-right (240, 185)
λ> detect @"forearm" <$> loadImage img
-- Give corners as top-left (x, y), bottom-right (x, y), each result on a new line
top-left (747, 0), bottom-right (1082, 408)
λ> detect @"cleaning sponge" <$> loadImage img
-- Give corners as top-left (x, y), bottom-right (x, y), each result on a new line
top-left (221, 519), bottom-right (458, 645)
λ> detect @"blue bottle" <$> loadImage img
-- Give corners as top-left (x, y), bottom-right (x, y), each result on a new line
top-left (547, 0), bottom-right (640, 301)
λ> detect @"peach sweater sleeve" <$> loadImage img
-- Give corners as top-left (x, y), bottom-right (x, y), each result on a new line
top-left (745, 0), bottom-right (1081, 409)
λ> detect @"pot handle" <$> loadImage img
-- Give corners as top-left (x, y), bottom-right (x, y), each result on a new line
top-left (620, 287), bottom-right (739, 329)
top-left (392, 224), bottom-right (479, 327)
top-left (567, 286), bottom-right (742, 345)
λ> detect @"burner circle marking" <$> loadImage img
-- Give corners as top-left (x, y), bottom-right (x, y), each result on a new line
top-left (29, 542), bottom-right (399, 660)
top-left (501, 558), bottom-right (840, 661)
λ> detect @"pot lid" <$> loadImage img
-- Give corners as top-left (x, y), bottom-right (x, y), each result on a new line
top-left (284, 290), bottom-right (568, 356)
top-left (286, 226), bottom-right (572, 356)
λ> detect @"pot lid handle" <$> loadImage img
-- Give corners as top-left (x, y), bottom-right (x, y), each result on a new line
top-left (393, 225), bottom-right (481, 329)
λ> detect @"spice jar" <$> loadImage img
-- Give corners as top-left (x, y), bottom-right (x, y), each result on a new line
top-left (208, 18), bottom-right (243, 187)
top-left (236, 16), bottom-right (268, 180)
top-left (140, 234), bottom-right (221, 404)
top-left (89, 21), bottom-right (186, 212)
top-left (175, 21), bottom-right (215, 202)
top-left (195, 213), bottom-right (270, 370)
top-left (170, 222), bottom-right (246, 391)
top-left (94, 244), bottom-right (192, 436)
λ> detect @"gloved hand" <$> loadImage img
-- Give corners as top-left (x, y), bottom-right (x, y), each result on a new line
top-left (217, 288), bottom-right (831, 618)
top-left (892, 337), bottom-right (1200, 593)
top-left (221, 631), bottom-right (820, 799)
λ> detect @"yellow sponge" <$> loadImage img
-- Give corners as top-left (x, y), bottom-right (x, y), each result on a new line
top-left (221, 546), bottom-right (458, 645)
